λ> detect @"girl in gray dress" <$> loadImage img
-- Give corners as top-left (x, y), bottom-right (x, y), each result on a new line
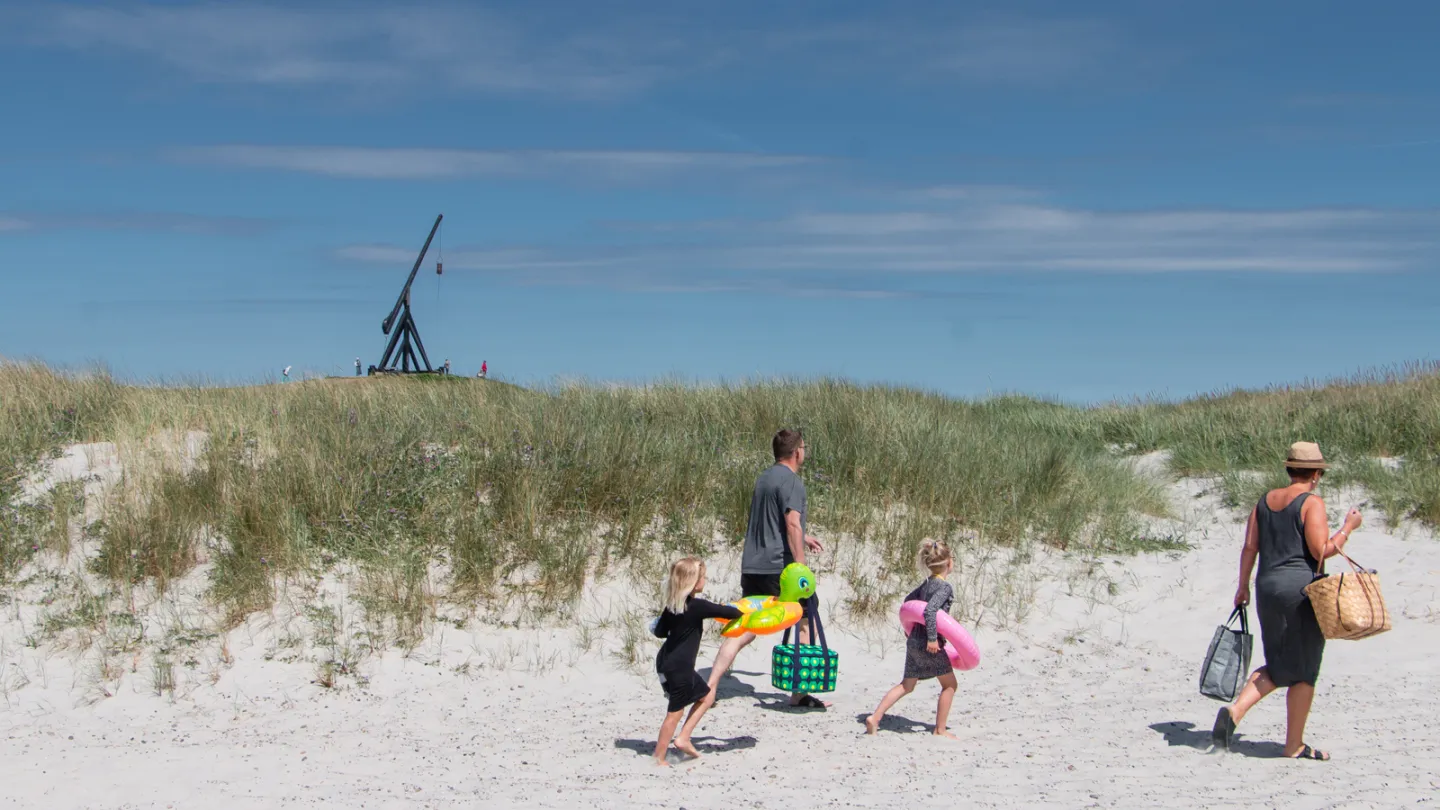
top-left (1212, 441), bottom-right (1363, 761)
top-left (865, 540), bottom-right (960, 738)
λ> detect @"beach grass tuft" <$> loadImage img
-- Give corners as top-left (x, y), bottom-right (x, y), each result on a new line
top-left (4, 358), bottom-right (1440, 633)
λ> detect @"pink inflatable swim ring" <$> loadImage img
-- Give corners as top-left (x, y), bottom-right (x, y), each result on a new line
top-left (898, 600), bottom-right (981, 671)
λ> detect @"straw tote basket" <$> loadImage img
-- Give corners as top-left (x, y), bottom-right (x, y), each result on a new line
top-left (1303, 551), bottom-right (1392, 640)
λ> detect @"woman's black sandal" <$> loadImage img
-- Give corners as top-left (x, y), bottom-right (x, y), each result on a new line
top-left (1211, 707), bottom-right (1236, 750)
top-left (1289, 744), bottom-right (1329, 761)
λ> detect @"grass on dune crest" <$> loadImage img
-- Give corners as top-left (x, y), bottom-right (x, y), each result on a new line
top-left (1090, 360), bottom-right (1440, 522)
top-left (3, 358), bottom-right (1438, 641)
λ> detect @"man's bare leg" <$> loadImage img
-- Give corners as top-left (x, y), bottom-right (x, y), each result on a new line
top-left (702, 632), bottom-right (755, 704)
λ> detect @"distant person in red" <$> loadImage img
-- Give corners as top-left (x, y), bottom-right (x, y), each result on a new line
top-left (481, 361), bottom-right (488, 379)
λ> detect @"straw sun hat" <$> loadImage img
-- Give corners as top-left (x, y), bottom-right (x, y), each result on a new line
top-left (1285, 441), bottom-right (1329, 470)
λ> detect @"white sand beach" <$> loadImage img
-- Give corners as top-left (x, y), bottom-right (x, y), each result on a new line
top-left (2, 451), bottom-right (1438, 809)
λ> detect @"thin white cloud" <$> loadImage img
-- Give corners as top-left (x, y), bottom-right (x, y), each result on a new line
top-left (337, 244), bottom-right (624, 271)
top-left (788, 212), bottom-right (955, 236)
top-left (19, 4), bottom-right (656, 98)
top-left (173, 145), bottom-right (821, 180)
top-left (335, 245), bottom-right (426, 264)
top-left (748, 15), bottom-right (1129, 89)
top-left (1286, 93), bottom-right (1418, 109)
top-left (904, 185), bottom-right (1042, 202)
top-left (928, 18), bottom-right (1123, 87)
top-left (0, 210), bottom-right (277, 236)
top-left (335, 247), bottom-right (928, 298)
top-left (14, 4), bottom-right (1137, 98)
top-left (335, 201), bottom-right (1440, 282)
top-left (789, 205), bottom-right (1391, 237)
top-left (622, 281), bottom-right (919, 299)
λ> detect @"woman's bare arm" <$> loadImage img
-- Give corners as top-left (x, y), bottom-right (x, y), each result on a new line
top-left (1302, 496), bottom-right (1362, 562)
top-left (1235, 507), bottom-right (1259, 606)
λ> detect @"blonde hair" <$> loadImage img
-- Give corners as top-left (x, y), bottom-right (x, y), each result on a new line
top-left (663, 557), bottom-right (706, 613)
top-left (918, 539), bottom-right (952, 575)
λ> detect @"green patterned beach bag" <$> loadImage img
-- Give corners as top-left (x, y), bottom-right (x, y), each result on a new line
top-left (771, 604), bottom-right (839, 693)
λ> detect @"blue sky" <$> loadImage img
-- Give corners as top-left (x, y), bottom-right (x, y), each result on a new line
top-left (2, 1), bottom-right (1439, 403)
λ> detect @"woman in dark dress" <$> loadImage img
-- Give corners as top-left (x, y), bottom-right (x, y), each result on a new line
top-left (1212, 441), bottom-right (1363, 761)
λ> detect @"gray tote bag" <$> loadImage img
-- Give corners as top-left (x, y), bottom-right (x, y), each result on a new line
top-left (1199, 606), bottom-right (1252, 702)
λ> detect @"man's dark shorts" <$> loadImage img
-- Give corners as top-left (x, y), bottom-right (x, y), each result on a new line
top-left (739, 572), bottom-right (818, 613)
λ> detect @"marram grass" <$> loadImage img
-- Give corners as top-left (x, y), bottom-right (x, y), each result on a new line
top-left (3, 359), bottom-right (1438, 630)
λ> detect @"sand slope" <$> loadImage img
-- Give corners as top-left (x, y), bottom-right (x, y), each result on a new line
top-left (2, 477), bottom-right (1437, 809)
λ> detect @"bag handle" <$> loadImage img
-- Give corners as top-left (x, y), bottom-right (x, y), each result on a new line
top-left (809, 600), bottom-right (832, 685)
top-left (810, 598), bottom-right (829, 651)
top-left (779, 597), bottom-right (831, 690)
top-left (1317, 549), bottom-right (1371, 579)
top-left (781, 605), bottom-right (802, 691)
top-left (805, 599), bottom-right (833, 686)
top-left (1224, 604), bottom-right (1249, 635)
top-left (1334, 550), bottom-right (1371, 574)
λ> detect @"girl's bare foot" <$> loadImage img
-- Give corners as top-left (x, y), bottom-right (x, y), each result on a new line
top-left (934, 729), bottom-right (958, 740)
top-left (864, 715), bottom-right (880, 735)
top-left (654, 756), bottom-right (670, 767)
top-left (673, 739), bottom-right (703, 759)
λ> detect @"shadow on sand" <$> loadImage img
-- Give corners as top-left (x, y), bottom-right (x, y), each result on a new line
top-left (1149, 720), bottom-right (1287, 759)
top-left (707, 668), bottom-right (766, 701)
top-left (707, 668), bottom-right (830, 713)
top-left (853, 712), bottom-right (934, 734)
top-left (614, 735), bottom-right (759, 761)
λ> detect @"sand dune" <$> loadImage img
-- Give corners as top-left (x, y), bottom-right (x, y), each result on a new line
top-left (2, 472), bottom-right (1437, 809)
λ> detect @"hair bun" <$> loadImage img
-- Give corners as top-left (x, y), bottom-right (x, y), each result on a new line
top-left (918, 538), bottom-right (952, 570)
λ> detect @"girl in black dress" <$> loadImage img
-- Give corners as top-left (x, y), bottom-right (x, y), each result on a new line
top-left (865, 540), bottom-right (960, 738)
top-left (650, 557), bottom-right (741, 766)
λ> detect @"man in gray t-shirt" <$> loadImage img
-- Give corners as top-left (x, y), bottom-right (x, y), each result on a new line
top-left (740, 462), bottom-right (807, 579)
top-left (701, 428), bottom-right (829, 710)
